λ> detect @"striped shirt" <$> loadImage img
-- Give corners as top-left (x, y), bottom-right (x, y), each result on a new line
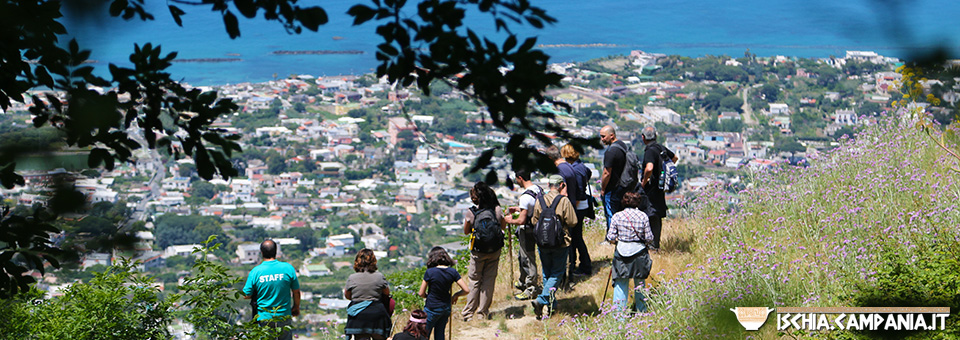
top-left (606, 208), bottom-right (654, 245)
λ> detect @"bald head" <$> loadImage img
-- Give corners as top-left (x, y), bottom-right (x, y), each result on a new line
top-left (260, 239), bottom-right (277, 259)
top-left (599, 125), bottom-right (617, 146)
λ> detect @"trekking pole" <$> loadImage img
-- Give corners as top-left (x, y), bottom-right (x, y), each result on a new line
top-left (508, 223), bottom-right (515, 289)
top-left (601, 246), bottom-right (613, 304)
top-left (602, 262), bottom-right (612, 303)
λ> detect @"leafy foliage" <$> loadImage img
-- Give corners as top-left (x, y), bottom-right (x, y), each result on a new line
top-left (153, 214), bottom-right (225, 248)
top-left (2, 238), bottom-right (284, 339)
top-left (850, 244), bottom-right (960, 338)
top-left (24, 259), bottom-right (178, 340)
top-left (0, 207), bottom-right (61, 298)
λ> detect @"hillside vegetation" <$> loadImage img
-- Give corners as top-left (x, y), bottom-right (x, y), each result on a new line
top-left (536, 115), bottom-right (960, 339)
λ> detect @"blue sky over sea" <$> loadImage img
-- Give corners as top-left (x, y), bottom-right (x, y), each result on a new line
top-left (62, 0), bottom-right (960, 86)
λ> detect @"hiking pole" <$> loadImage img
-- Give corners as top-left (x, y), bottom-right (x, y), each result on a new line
top-left (508, 223), bottom-right (515, 289)
top-left (601, 245), bottom-right (614, 304)
top-left (602, 262), bottom-right (612, 303)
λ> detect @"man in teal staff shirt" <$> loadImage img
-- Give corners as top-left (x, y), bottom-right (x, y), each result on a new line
top-left (244, 239), bottom-right (301, 340)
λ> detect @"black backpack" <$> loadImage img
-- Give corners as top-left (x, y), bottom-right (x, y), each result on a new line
top-left (534, 194), bottom-right (566, 248)
top-left (470, 207), bottom-right (504, 253)
top-left (610, 142), bottom-right (640, 191)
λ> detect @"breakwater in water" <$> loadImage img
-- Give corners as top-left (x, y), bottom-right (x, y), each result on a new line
top-left (173, 58), bottom-right (242, 63)
top-left (272, 50), bottom-right (364, 55)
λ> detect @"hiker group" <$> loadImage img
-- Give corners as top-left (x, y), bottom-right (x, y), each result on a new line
top-left (242, 125), bottom-right (677, 340)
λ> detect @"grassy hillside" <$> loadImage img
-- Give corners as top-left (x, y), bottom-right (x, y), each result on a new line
top-left (359, 115), bottom-right (959, 340)
top-left (534, 116), bottom-right (959, 339)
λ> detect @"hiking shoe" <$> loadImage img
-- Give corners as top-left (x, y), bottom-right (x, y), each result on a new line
top-left (531, 301), bottom-right (544, 320)
top-left (514, 280), bottom-right (525, 291)
top-left (514, 291), bottom-right (534, 300)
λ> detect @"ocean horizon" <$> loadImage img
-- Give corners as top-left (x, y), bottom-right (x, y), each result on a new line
top-left (61, 0), bottom-right (960, 86)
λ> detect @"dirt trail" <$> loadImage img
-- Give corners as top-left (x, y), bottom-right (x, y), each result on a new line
top-left (443, 219), bottom-right (692, 339)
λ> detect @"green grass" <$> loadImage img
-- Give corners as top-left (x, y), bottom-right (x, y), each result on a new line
top-left (553, 115), bottom-right (960, 339)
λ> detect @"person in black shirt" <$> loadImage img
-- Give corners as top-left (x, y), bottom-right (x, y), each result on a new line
top-left (418, 247), bottom-right (468, 340)
top-left (640, 125), bottom-right (677, 250)
top-left (600, 125), bottom-right (628, 232)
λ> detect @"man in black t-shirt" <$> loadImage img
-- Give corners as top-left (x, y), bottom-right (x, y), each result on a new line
top-left (640, 125), bottom-right (677, 250)
top-left (600, 125), bottom-right (628, 232)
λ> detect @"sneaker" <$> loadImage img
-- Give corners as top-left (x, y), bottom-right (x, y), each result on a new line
top-left (514, 291), bottom-right (534, 300)
top-left (514, 280), bottom-right (525, 291)
top-left (531, 301), bottom-right (544, 320)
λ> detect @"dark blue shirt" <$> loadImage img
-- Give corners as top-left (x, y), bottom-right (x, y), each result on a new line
top-left (557, 162), bottom-right (580, 202)
top-left (571, 160), bottom-right (591, 204)
top-left (423, 266), bottom-right (461, 310)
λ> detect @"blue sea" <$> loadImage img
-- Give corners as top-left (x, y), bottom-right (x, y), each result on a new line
top-left (62, 0), bottom-right (960, 86)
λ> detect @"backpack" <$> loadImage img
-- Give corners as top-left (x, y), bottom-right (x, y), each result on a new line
top-left (470, 207), bottom-right (504, 253)
top-left (610, 142), bottom-right (640, 191)
top-left (534, 194), bottom-right (566, 248)
top-left (655, 144), bottom-right (680, 193)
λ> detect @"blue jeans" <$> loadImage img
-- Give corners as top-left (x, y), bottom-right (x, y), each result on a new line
top-left (603, 187), bottom-right (626, 232)
top-left (537, 247), bottom-right (569, 308)
top-left (425, 305), bottom-right (451, 340)
top-left (612, 278), bottom-right (647, 313)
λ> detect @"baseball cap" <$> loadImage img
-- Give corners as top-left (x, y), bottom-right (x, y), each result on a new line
top-left (548, 174), bottom-right (564, 186)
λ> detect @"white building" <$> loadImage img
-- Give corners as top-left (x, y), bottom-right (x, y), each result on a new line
top-left (255, 126), bottom-right (292, 137)
top-left (162, 177), bottom-right (191, 191)
top-left (91, 189), bottom-right (119, 203)
top-left (81, 253), bottom-right (112, 269)
top-left (835, 109), bottom-right (857, 126)
top-left (300, 263), bottom-right (332, 277)
top-left (642, 106), bottom-right (682, 125)
top-left (251, 217), bottom-right (283, 231)
top-left (323, 239), bottom-right (346, 257)
top-left (845, 51), bottom-right (885, 64)
top-left (361, 234), bottom-right (389, 251)
top-left (768, 103), bottom-right (789, 115)
top-left (327, 234), bottom-right (355, 248)
top-left (236, 243), bottom-right (260, 264)
top-left (163, 244), bottom-right (201, 259)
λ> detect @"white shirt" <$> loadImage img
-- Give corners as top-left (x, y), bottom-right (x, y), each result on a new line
top-left (518, 184), bottom-right (543, 213)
